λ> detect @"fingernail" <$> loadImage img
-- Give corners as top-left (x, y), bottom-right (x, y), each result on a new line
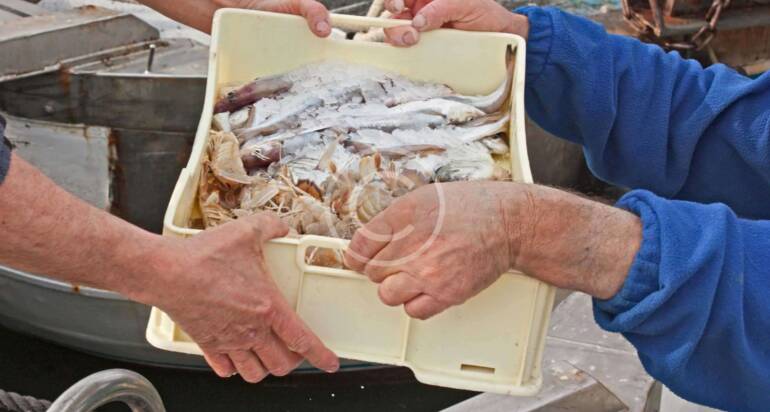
top-left (315, 21), bottom-right (330, 34)
top-left (402, 30), bottom-right (416, 45)
top-left (228, 372), bottom-right (238, 378)
top-left (413, 14), bottom-right (426, 29)
top-left (393, 0), bottom-right (405, 12)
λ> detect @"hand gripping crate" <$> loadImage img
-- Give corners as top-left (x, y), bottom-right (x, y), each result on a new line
top-left (146, 10), bottom-right (555, 395)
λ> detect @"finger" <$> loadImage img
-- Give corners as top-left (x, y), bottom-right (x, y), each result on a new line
top-left (203, 350), bottom-right (236, 378)
top-left (384, 25), bottom-right (420, 47)
top-left (386, 0), bottom-right (434, 14)
top-left (378, 272), bottom-right (423, 306)
top-left (390, 9), bottom-right (414, 20)
top-left (229, 350), bottom-right (269, 383)
top-left (384, 0), bottom-right (406, 13)
top-left (412, 0), bottom-right (462, 32)
top-left (242, 212), bottom-right (290, 242)
top-left (293, 0), bottom-right (332, 37)
top-left (364, 240), bottom-right (413, 283)
top-left (253, 332), bottom-right (304, 377)
top-left (271, 300), bottom-right (339, 373)
top-left (385, 0), bottom-right (425, 13)
top-left (344, 217), bottom-right (394, 272)
top-left (363, 251), bottom-right (401, 283)
top-left (404, 294), bottom-right (447, 320)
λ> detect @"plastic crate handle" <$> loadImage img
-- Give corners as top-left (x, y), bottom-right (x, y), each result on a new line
top-left (330, 13), bottom-right (411, 33)
top-left (295, 235), bottom-right (366, 279)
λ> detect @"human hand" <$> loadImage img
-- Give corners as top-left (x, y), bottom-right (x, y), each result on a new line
top-left (381, 0), bottom-right (529, 47)
top-left (345, 182), bottom-right (642, 319)
top-left (226, 0), bottom-right (332, 36)
top-left (149, 213), bottom-right (339, 382)
top-left (343, 182), bottom-right (530, 319)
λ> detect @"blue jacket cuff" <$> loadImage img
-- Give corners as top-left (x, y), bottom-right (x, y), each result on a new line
top-left (593, 190), bottom-right (662, 332)
top-left (514, 6), bottom-right (555, 84)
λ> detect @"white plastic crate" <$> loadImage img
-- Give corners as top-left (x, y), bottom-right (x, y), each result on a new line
top-left (146, 9), bottom-right (555, 395)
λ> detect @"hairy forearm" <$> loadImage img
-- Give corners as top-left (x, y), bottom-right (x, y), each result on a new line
top-left (0, 154), bottom-right (169, 302)
top-left (506, 185), bottom-right (641, 299)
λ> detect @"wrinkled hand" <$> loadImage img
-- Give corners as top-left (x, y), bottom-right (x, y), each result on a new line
top-left (223, 0), bottom-right (332, 36)
top-left (344, 182), bottom-right (531, 319)
top-left (381, 0), bottom-right (529, 47)
top-left (156, 213), bottom-right (339, 382)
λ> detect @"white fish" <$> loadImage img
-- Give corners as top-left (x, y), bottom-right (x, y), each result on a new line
top-left (212, 113), bottom-right (231, 132)
top-left (348, 114), bottom-right (509, 152)
top-left (389, 99), bottom-right (485, 124)
top-left (435, 143), bottom-right (496, 182)
top-left (345, 113), bottom-right (446, 131)
top-left (237, 96), bottom-right (324, 141)
top-left (481, 135), bottom-right (510, 155)
top-left (229, 106), bottom-right (253, 130)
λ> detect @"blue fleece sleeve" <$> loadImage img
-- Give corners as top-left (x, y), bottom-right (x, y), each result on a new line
top-left (594, 190), bottom-right (770, 411)
top-left (517, 7), bottom-right (770, 219)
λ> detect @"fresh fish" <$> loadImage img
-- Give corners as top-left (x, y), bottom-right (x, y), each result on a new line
top-left (212, 113), bottom-right (231, 132)
top-left (348, 180), bottom-right (393, 224)
top-left (360, 79), bottom-right (388, 103)
top-left (436, 143), bottom-right (496, 182)
top-left (345, 113), bottom-right (445, 131)
top-left (382, 77), bottom-right (453, 107)
top-left (236, 96), bottom-right (324, 141)
top-left (214, 76), bottom-right (292, 114)
top-left (200, 191), bottom-right (235, 227)
top-left (208, 131), bottom-right (252, 185)
top-left (358, 145), bottom-right (446, 158)
top-left (272, 142), bottom-right (357, 187)
top-left (389, 99), bottom-right (485, 124)
top-left (203, 59), bottom-right (518, 240)
top-left (481, 135), bottom-right (510, 155)
top-left (349, 114), bottom-right (509, 152)
top-left (240, 182), bottom-right (281, 210)
top-left (240, 140), bottom-right (282, 172)
top-left (400, 154), bottom-right (450, 180)
top-left (282, 132), bottom-right (324, 154)
top-left (249, 98), bottom-right (281, 128)
top-left (229, 106), bottom-right (253, 130)
top-left (443, 46), bottom-right (514, 114)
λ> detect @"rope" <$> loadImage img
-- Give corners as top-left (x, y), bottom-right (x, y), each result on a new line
top-left (0, 389), bottom-right (50, 412)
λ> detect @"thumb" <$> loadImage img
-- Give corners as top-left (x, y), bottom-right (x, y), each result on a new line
top-left (242, 212), bottom-right (290, 243)
top-left (411, 0), bottom-right (464, 32)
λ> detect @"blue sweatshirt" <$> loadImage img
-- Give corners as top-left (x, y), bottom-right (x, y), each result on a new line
top-left (516, 7), bottom-right (770, 411)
